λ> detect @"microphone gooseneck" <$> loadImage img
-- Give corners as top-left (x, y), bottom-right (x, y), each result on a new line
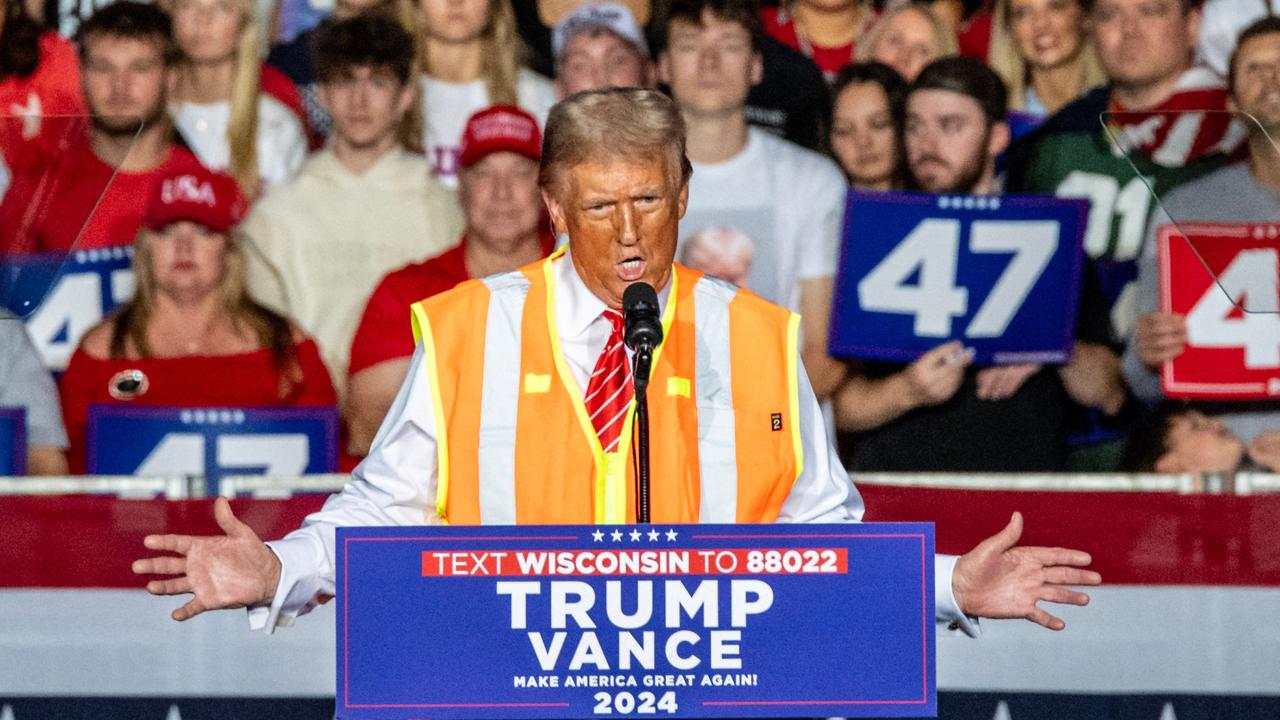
top-left (622, 282), bottom-right (661, 524)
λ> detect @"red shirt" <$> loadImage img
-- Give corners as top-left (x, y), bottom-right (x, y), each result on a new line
top-left (761, 6), bottom-right (874, 81)
top-left (0, 136), bottom-right (204, 254)
top-left (958, 10), bottom-right (993, 61)
top-left (0, 33), bottom-right (85, 179)
top-left (59, 337), bottom-right (337, 473)
top-left (348, 232), bottom-right (556, 376)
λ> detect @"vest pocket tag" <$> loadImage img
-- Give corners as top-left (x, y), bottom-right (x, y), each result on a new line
top-left (667, 377), bottom-right (691, 398)
top-left (523, 373), bottom-right (552, 393)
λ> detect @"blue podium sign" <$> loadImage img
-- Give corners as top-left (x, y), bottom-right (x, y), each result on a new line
top-left (1, 248), bottom-right (134, 371)
top-left (337, 523), bottom-right (935, 719)
top-left (85, 406), bottom-right (338, 492)
top-left (0, 408), bottom-right (26, 475)
top-left (831, 191), bottom-right (1088, 365)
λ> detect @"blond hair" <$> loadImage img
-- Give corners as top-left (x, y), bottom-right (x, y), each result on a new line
top-left (987, 0), bottom-right (1105, 112)
top-left (539, 88), bottom-right (692, 199)
top-left (397, 0), bottom-right (523, 105)
top-left (112, 227), bottom-right (301, 394)
top-left (855, 4), bottom-right (959, 65)
top-left (166, 0), bottom-right (264, 197)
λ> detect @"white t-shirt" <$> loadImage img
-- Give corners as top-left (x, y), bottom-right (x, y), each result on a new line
top-left (172, 94), bottom-right (308, 193)
top-left (681, 127), bottom-right (848, 313)
top-left (419, 68), bottom-right (557, 188)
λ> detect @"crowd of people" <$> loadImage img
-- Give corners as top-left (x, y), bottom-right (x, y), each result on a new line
top-left (1, 0), bottom-right (1278, 480)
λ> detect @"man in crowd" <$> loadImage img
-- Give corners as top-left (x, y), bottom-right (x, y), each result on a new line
top-left (265, 0), bottom-right (393, 139)
top-left (1007, 0), bottom-right (1241, 338)
top-left (345, 105), bottom-right (554, 456)
top-left (835, 57), bottom-right (1124, 471)
top-left (1123, 17), bottom-right (1280, 442)
top-left (657, 0), bottom-right (849, 400)
top-left (0, 1), bottom-right (202, 253)
top-left (552, 2), bottom-right (654, 98)
top-left (1121, 405), bottom-right (1280, 474)
top-left (134, 88), bottom-right (1100, 639)
top-left (243, 14), bottom-right (463, 393)
top-left (1004, 0), bottom-right (1242, 467)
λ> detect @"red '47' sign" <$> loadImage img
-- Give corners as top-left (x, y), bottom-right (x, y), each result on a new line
top-left (1159, 222), bottom-right (1280, 399)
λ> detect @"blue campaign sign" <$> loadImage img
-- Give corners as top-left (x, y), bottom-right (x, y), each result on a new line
top-left (0, 408), bottom-right (26, 475)
top-left (85, 406), bottom-right (338, 492)
top-left (831, 191), bottom-right (1088, 365)
top-left (0, 247), bottom-right (135, 371)
top-left (337, 523), bottom-right (935, 719)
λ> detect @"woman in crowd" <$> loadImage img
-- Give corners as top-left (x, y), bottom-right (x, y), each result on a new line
top-left (59, 167), bottom-right (336, 473)
top-left (987, 0), bottom-right (1103, 117)
top-left (762, 0), bottom-right (879, 81)
top-left (0, 0), bottom-right (83, 196)
top-left (399, 0), bottom-right (556, 187)
top-left (827, 60), bottom-right (944, 466)
top-left (854, 2), bottom-right (957, 81)
top-left (166, 0), bottom-right (307, 196)
top-left (828, 61), bottom-right (907, 190)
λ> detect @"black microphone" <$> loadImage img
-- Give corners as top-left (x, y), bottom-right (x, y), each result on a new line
top-left (622, 283), bottom-right (662, 395)
top-left (622, 282), bottom-right (662, 352)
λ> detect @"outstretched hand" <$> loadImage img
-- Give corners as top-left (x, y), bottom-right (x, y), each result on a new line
top-left (951, 512), bottom-right (1101, 630)
top-left (132, 497), bottom-right (281, 621)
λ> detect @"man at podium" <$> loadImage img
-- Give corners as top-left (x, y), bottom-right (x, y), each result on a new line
top-left (134, 89), bottom-right (1100, 637)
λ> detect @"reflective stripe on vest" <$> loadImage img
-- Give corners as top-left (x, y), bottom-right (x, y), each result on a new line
top-left (410, 253), bottom-right (802, 525)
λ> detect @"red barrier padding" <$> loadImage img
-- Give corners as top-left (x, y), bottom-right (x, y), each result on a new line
top-left (860, 485), bottom-right (1280, 586)
top-left (3, 496), bottom-right (326, 588)
top-left (3, 488), bottom-right (1279, 588)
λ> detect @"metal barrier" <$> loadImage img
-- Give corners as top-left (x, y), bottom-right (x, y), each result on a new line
top-left (3, 472), bottom-right (1280, 496)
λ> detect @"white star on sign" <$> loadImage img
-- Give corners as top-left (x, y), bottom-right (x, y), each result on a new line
top-left (592, 529), bottom-right (604, 542)
top-left (648, 529), bottom-right (660, 541)
top-left (629, 529), bottom-right (642, 541)
top-left (665, 529), bottom-right (678, 541)
top-left (611, 529), bottom-right (623, 541)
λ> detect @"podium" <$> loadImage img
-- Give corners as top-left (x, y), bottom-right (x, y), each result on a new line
top-left (336, 523), bottom-right (936, 719)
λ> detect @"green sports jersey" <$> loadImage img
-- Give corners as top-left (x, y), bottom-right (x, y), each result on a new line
top-left (1019, 126), bottom-right (1225, 267)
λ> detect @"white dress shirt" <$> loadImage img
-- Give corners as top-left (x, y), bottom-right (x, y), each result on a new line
top-left (250, 252), bottom-right (975, 635)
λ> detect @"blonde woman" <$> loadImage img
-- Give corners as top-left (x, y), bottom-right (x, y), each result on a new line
top-left (399, 0), bottom-right (556, 187)
top-left (987, 0), bottom-right (1104, 117)
top-left (762, 0), bottom-right (879, 81)
top-left (855, 3), bottom-right (957, 81)
top-left (59, 166), bottom-right (335, 473)
top-left (167, 0), bottom-right (307, 196)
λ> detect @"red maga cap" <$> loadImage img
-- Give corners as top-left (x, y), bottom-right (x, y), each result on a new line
top-left (143, 166), bottom-right (247, 234)
top-left (458, 105), bottom-right (543, 169)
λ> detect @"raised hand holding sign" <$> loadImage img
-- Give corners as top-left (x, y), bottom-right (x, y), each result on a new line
top-left (1157, 222), bottom-right (1280, 398)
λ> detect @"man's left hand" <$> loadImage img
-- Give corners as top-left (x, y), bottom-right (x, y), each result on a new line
top-left (951, 512), bottom-right (1101, 630)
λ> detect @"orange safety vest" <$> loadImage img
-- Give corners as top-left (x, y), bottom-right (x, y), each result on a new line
top-left (409, 251), bottom-right (804, 525)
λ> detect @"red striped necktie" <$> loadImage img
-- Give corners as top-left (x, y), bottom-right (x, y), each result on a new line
top-left (583, 308), bottom-right (634, 452)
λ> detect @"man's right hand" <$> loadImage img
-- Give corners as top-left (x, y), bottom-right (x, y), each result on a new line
top-left (132, 497), bottom-right (281, 621)
top-left (1135, 312), bottom-right (1187, 369)
top-left (901, 341), bottom-right (970, 408)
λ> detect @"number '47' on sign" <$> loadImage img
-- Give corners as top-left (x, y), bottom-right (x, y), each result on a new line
top-left (830, 191), bottom-right (1089, 365)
